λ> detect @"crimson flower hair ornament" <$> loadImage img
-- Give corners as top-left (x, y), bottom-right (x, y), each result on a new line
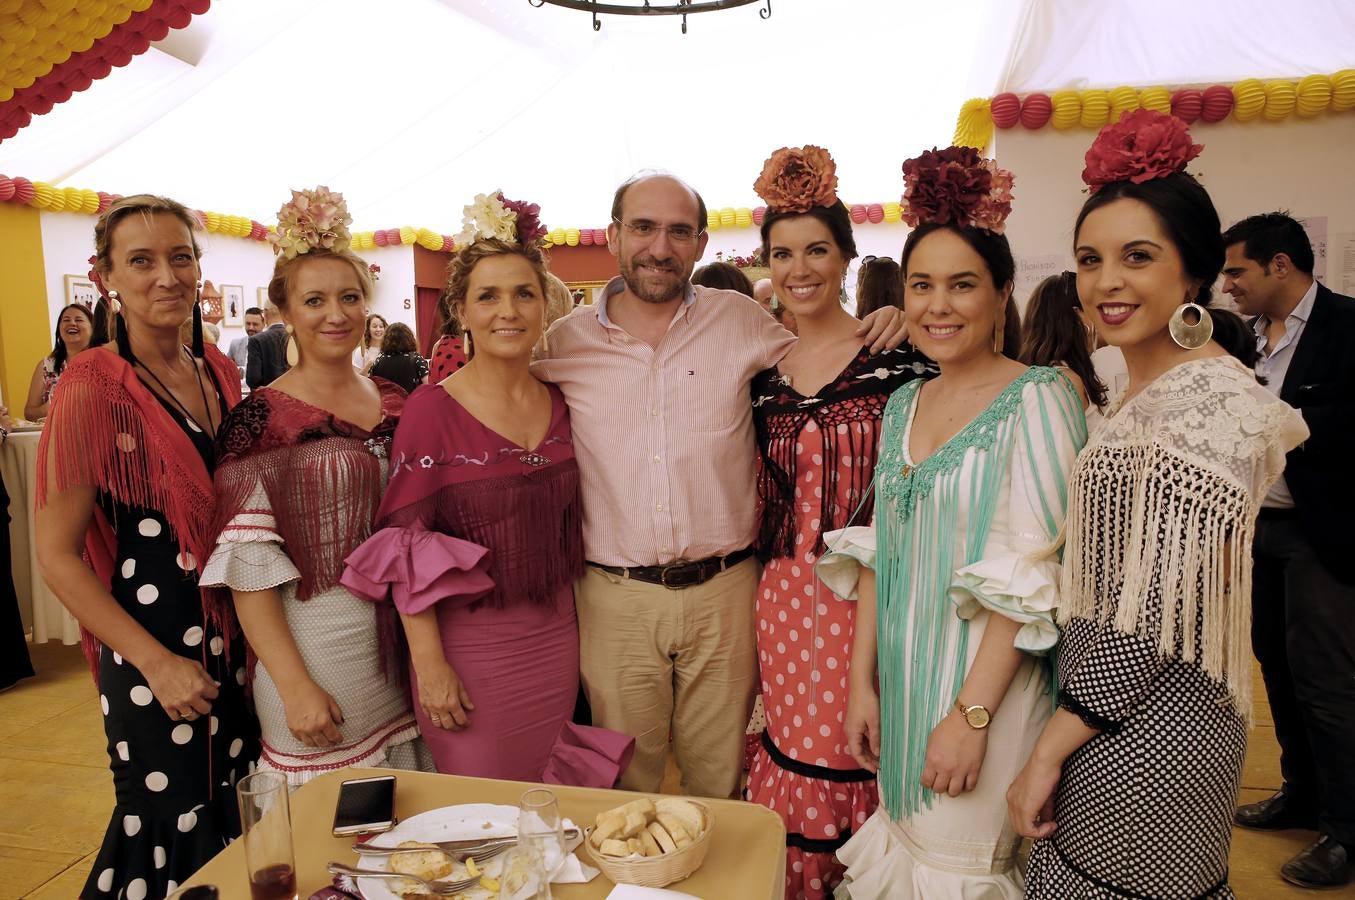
top-left (754, 145), bottom-right (840, 213)
top-left (454, 191), bottom-right (548, 250)
top-left (1082, 108), bottom-right (1203, 194)
top-left (900, 146), bottom-right (1014, 234)
top-left (269, 186), bottom-right (353, 259)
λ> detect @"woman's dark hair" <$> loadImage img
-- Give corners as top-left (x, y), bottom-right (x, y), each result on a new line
top-left (380, 322), bottom-right (417, 355)
top-left (691, 261), bottom-right (754, 295)
top-left (50, 303), bottom-right (94, 375)
top-left (1073, 172), bottom-right (1258, 368)
top-left (855, 257), bottom-right (902, 319)
top-left (901, 222), bottom-right (1015, 291)
top-left (434, 290), bottom-right (463, 339)
top-left (1002, 297), bottom-right (1022, 360)
top-left (760, 201), bottom-right (859, 262)
top-left (1020, 271), bottom-right (1107, 408)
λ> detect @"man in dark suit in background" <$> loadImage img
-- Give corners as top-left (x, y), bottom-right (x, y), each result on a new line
top-left (1223, 212), bottom-right (1355, 890)
top-left (245, 301), bottom-right (290, 390)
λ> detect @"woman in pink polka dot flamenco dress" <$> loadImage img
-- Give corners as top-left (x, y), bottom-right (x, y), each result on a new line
top-left (36, 195), bottom-right (257, 900)
top-left (747, 146), bottom-right (934, 899)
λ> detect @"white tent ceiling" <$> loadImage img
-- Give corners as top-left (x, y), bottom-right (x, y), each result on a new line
top-left (1, 0), bottom-right (1351, 232)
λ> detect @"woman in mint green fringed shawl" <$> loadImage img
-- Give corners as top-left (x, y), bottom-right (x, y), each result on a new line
top-left (817, 159), bottom-right (1088, 900)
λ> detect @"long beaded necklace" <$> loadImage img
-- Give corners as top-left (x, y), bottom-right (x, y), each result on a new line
top-left (133, 346), bottom-right (218, 439)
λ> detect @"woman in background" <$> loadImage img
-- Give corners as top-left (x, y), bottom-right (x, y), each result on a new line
top-left (692, 260), bottom-right (755, 296)
top-left (369, 322), bottom-right (430, 394)
top-left (356, 313), bottom-right (387, 372)
top-left (853, 257), bottom-right (903, 319)
top-left (1019, 270), bottom-right (1107, 410)
top-left (25, 303), bottom-right (94, 420)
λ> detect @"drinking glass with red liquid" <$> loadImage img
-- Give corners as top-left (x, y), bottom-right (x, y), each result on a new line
top-left (236, 771), bottom-right (298, 900)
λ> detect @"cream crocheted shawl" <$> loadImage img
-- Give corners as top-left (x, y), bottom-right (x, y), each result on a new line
top-left (1060, 356), bottom-right (1307, 717)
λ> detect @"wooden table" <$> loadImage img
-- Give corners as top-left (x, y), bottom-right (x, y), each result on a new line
top-left (182, 768), bottom-right (786, 899)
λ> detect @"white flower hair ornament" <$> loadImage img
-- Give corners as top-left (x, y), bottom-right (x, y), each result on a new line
top-left (453, 190), bottom-right (548, 250)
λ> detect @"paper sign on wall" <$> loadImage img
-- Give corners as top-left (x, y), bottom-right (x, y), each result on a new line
top-left (1300, 215), bottom-right (1328, 283)
top-left (1014, 254), bottom-right (1071, 308)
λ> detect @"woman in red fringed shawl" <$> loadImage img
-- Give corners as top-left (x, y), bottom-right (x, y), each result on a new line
top-left (343, 192), bottom-right (633, 786)
top-left (35, 195), bottom-right (259, 900)
top-left (201, 187), bottom-right (432, 787)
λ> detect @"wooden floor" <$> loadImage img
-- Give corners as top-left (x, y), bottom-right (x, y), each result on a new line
top-left (0, 642), bottom-right (1341, 899)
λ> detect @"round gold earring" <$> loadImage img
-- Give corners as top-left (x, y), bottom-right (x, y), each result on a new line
top-left (1168, 302), bottom-right (1213, 349)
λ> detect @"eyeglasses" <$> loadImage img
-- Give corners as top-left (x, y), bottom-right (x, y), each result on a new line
top-left (613, 219), bottom-right (702, 245)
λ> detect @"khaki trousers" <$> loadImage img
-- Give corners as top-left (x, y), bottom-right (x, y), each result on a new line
top-left (575, 558), bottom-right (758, 799)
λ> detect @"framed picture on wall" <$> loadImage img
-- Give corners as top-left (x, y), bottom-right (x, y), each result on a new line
top-left (63, 274), bottom-right (100, 310)
top-left (221, 284), bottom-right (245, 326)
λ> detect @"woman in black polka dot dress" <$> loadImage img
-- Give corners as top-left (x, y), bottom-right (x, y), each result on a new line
top-left (1007, 114), bottom-right (1308, 897)
top-left (36, 195), bottom-right (258, 900)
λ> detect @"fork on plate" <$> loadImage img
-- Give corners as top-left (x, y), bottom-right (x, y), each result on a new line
top-left (328, 851), bottom-right (503, 896)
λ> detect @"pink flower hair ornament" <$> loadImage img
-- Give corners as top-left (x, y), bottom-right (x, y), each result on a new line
top-left (269, 186), bottom-right (353, 259)
top-left (900, 146), bottom-right (1015, 234)
top-left (1082, 108), bottom-right (1204, 194)
top-left (754, 145), bottom-right (840, 213)
top-left (453, 191), bottom-right (548, 250)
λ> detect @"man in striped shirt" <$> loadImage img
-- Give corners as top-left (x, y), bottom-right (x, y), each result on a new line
top-left (533, 172), bottom-right (904, 798)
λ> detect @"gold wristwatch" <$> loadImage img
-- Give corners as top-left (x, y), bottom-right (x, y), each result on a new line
top-left (954, 699), bottom-right (992, 729)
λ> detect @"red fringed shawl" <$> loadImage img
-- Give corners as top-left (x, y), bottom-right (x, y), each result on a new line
top-left (211, 380), bottom-right (406, 599)
top-left (35, 345), bottom-right (244, 673)
top-left (373, 384), bottom-right (584, 609)
top-left (752, 345), bottom-right (936, 561)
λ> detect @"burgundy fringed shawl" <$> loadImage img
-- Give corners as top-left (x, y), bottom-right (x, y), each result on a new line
top-left (211, 379), bottom-right (406, 599)
top-left (373, 384), bottom-right (584, 609)
top-left (35, 345), bottom-right (244, 673)
top-left (752, 345), bottom-right (936, 561)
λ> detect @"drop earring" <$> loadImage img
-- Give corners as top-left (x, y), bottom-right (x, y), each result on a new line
top-left (1168, 302), bottom-right (1213, 349)
top-left (108, 289), bottom-right (121, 313)
top-left (285, 324), bottom-right (300, 366)
top-left (463, 330), bottom-right (473, 357)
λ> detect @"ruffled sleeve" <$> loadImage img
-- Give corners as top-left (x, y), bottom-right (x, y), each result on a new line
top-left (541, 722), bottom-right (636, 790)
top-left (948, 375), bottom-right (1087, 654)
top-left (200, 480), bottom-right (301, 593)
top-left (816, 524), bottom-right (877, 601)
top-left (340, 525), bottom-right (494, 615)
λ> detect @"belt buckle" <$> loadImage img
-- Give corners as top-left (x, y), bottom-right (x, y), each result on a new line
top-left (659, 559), bottom-right (694, 589)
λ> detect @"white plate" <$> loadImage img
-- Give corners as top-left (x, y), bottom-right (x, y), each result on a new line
top-left (353, 803), bottom-right (580, 900)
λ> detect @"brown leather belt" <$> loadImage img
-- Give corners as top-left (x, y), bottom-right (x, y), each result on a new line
top-left (587, 547), bottom-right (755, 590)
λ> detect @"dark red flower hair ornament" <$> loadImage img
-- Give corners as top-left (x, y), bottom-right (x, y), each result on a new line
top-left (900, 146), bottom-right (1014, 234)
top-left (1082, 108), bottom-right (1204, 194)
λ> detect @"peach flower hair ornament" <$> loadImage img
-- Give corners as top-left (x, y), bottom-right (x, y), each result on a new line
top-left (268, 186), bottom-right (353, 259)
top-left (753, 145), bottom-right (840, 213)
top-left (1081, 108), bottom-right (1204, 194)
top-left (453, 191), bottom-right (548, 250)
top-left (900, 146), bottom-right (1015, 234)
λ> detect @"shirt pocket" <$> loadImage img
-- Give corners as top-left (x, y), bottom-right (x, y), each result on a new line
top-left (671, 371), bottom-right (741, 432)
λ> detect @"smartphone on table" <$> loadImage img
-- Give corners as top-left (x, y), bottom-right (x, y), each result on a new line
top-left (332, 774), bottom-right (397, 837)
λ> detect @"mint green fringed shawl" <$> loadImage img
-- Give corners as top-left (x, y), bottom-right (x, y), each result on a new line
top-left (873, 366), bottom-right (1085, 819)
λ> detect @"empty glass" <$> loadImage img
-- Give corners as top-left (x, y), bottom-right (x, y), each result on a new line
top-left (517, 787), bottom-right (566, 885)
top-left (236, 771), bottom-right (297, 900)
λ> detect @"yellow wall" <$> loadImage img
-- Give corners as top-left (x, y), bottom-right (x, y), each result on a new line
top-left (0, 204), bottom-right (49, 412)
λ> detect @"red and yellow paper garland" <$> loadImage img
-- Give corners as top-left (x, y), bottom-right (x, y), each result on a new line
top-left (0, 0), bottom-right (214, 142)
top-left (956, 69), bottom-right (1355, 150)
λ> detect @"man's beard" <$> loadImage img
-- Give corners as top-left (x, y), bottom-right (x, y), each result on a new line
top-left (620, 254), bottom-right (688, 304)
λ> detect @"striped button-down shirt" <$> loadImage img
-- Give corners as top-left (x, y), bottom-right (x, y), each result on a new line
top-left (533, 277), bottom-right (795, 567)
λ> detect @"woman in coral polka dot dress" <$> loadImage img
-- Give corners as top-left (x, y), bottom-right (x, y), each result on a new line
top-left (748, 146), bottom-right (934, 899)
top-left (36, 195), bottom-right (257, 900)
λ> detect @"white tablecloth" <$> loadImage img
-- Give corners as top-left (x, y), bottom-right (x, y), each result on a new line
top-left (1, 429), bottom-right (81, 644)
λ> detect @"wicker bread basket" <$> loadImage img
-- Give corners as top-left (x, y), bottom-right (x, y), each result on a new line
top-left (581, 800), bottom-right (715, 888)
